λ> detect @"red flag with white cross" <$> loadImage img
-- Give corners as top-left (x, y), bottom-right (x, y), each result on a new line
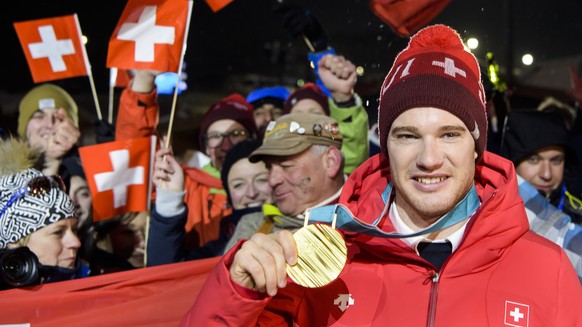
top-left (504, 301), bottom-right (529, 327)
top-left (106, 0), bottom-right (193, 72)
top-left (13, 14), bottom-right (90, 83)
top-left (79, 136), bottom-right (156, 222)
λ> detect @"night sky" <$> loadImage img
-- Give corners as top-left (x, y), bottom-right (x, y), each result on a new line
top-left (1, 0), bottom-right (581, 95)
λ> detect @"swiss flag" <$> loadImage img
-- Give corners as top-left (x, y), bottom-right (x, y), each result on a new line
top-left (106, 0), bottom-right (193, 72)
top-left (79, 136), bottom-right (156, 222)
top-left (205, 0), bottom-right (234, 12)
top-left (13, 14), bottom-right (90, 83)
top-left (504, 301), bottom-right (529, 327)
top-left (369, 0), bottom-right (452, 37)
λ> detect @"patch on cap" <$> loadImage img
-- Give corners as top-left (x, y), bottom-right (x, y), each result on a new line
top-left (249, 112), bottom-right (342, 162)
top-left (38, 98), bottom-right (57, 110)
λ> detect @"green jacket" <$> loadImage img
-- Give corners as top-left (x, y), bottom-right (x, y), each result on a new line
top-left (329, 94), bottom-right (369, 174)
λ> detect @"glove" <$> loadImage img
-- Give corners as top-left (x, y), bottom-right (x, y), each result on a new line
top-left (273, 2), bottom-right (329, 51)
top-left (92, 119), bottom-right (115, 144)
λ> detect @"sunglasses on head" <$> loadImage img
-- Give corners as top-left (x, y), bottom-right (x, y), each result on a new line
top-left (0, 175), bottom-right (66, 219)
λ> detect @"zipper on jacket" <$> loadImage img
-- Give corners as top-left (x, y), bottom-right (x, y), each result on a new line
top-left (426, 270), bottom-right (440, 327)
top-left (423, 191), bottom-right (497, 327)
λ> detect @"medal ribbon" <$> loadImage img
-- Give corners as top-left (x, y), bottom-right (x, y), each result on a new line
top-left (308, 183), bottom-right (480, 238)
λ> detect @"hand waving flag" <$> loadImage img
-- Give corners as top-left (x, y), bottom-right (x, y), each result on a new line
top-left (14, 14), bottom-right (90, 83)
top-left (107, 0), bottom-right (193, 72)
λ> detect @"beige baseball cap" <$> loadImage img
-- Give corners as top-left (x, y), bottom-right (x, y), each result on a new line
top-left (249, 112), bottom-right (342, 162)
top-left (18, 83), bottom-right (78, 138)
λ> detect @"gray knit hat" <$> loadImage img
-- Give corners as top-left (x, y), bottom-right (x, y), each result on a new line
top-left (0, 168), bottom-right (76, 249)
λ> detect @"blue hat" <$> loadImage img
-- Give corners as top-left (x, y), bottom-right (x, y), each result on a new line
top-left (246, 86), bottom-right (290, 108)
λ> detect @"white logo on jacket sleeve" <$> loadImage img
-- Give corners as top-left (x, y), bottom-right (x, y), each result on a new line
top-left (504, 301), bottom-right (529, 327)
top-left (333, 294), bottom-right (354, 312)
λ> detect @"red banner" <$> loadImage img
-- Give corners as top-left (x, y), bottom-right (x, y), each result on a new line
top-left (107, 0), bottom-right (192, 72)
top-left (0, 257), bottom-right (219, 326)
top-left (14, 14), bottom-right (90, 83)
top-left (79, 136), bottom-right (155, 222)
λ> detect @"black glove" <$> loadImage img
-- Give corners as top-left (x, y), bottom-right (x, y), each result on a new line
top-left (273, 2), bottom-right (329, 51)
top-left (92, 119), bottom-right (115, 144)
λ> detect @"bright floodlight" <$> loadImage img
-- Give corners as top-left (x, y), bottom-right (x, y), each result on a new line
top-left (522, 54), bottom-right (534, 66)
top-left (467, 38), bottom-right (479, 50)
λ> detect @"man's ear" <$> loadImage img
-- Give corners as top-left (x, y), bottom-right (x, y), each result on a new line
top-left (324, 146), bottom-right (343, 178)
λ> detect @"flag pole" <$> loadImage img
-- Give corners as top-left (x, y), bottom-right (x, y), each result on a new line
top-left (164, 1), bottom-right (194, 150)
top-left (74, 14), bottom-right (103, 121)
top-left (108, 68), bottom-right (118, 124)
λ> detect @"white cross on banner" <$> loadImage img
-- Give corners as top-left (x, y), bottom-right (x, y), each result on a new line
top-left (106, 0), bottom-right (193, 72)
top-left (14, 14), bottom-right (90, 83)
top-left (79, 136), bottom-right (156, 222)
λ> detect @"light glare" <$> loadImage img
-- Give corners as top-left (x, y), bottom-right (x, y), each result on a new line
top-left (467, 38), bottom-right (479, 50)
top-left (522, 54), bottom-right (534, 65)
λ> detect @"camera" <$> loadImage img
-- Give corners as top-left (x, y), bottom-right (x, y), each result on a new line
top-left (0, 247), bottom-right (41, 290)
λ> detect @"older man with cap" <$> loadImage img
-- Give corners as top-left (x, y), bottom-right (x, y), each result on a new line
top-left (181, 24), bottom-right (581, 326)
top-left (18, 83), bottom-right (81, 176)
top-left (220, 112), bottom-right (345, 253)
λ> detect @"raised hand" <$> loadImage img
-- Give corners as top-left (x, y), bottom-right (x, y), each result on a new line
top-left (43, 108), bottom-right (80, 175)
top-left (152, 144), bottom-right (184, 193)
top-left (229, 230), bottom-right (297, 296)
top-left (318, 54), bottom-right (357, 102)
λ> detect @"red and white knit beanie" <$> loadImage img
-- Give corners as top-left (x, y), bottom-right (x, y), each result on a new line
top-left (378, 24), bottom-right (487, 161)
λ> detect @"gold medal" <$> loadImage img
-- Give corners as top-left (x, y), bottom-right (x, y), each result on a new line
top-left (287, 223), bottom-right (347, 288)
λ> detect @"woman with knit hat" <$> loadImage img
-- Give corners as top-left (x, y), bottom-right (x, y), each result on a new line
top-left (0, 138), bottom-right (82, 289)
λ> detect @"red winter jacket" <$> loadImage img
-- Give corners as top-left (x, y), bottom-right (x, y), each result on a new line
top-left (181, 151), bottom-right (582, 326)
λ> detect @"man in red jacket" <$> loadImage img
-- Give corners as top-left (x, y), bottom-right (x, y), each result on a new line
top-left (181, 24), bottom-right (582, 326)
